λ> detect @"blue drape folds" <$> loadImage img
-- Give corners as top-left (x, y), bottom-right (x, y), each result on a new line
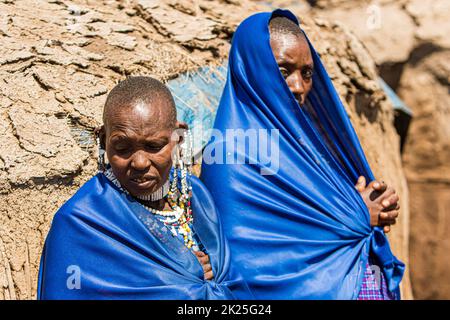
top-left (200, 9), bottom-right (404, 299)
top-left (37, 173), bottom-right (252, 299)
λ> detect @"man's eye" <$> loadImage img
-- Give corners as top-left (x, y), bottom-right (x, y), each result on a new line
top-left (279, 68), bottom-right (289, 79)
top-left (302, 68), bottom-right (314, 79)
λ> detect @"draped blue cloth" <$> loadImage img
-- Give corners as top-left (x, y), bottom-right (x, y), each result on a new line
top-left (200, 9), bottom-right (405, 300)
top-left (37, 173), bottom-right (252, 299)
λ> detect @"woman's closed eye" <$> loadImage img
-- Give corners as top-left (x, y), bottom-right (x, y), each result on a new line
top-left (145, 143), bottom-right (166, 152)
top-left (113, 143), bottom-right (131, 155)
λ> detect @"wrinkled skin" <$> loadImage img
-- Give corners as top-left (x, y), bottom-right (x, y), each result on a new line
top-left (98, 100), bottom-right (213, 280)
top-left (270, 30), bottom-right (400, 232)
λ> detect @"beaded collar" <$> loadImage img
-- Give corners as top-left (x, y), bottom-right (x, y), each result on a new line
top-left (102, 168), bottom-right (196, 249)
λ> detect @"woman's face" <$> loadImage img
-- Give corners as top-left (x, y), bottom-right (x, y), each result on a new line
top-left (270, 32), bottom-right (314, 105)
top-left (102, 101), bottom-right (178, 198)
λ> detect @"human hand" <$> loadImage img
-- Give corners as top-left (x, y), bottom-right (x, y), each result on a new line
top-left (194, 251), bottom-right (214, 280)
top-left (355, 176), bottom-right (400, 233)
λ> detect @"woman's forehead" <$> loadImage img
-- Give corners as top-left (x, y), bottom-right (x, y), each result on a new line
top-left (107, 121), bottom-right (172, 141)
top-left (106, 102), bottom-right (173, 134)
top-left (131, 101), bottom-right (153, 117)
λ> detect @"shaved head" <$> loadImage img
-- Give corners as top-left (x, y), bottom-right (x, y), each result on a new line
top-left (269, 15), bottom-right (305, 40)
top-left (103, 76), bottom-right (177, 130)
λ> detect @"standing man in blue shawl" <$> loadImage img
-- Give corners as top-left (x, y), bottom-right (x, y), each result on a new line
top-left (37, 76), bottom-right (251, 299)
top-left (200, 10), bottom-right (405, 299)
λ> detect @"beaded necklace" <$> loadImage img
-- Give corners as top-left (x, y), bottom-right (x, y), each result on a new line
top-left (103, 167), bottom-right (196, 249)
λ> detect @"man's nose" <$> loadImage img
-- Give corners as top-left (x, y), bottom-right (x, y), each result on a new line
top-left (131, 150), bottom-right (151, 171)
top-left (289, 73), bottom-right (305, 96)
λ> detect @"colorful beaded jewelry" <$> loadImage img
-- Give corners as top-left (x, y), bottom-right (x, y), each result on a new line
top-left (147, 131), bottom-right (194, 248)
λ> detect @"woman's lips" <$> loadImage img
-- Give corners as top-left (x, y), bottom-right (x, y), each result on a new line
top-left (128, 176), bottom-right (156, 189)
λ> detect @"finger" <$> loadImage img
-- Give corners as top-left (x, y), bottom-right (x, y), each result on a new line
top-left (379, 210), bottom-right (399, 223)
top-left (382, 203), bottom-right (400, 212)
top-left (383, 225), bottom-right (391, 233)
top-left (368, 182), bottom-right (389, 201)
top-left (372, 186), bottom-right (395, 202)
top-left (388, 219), bottom-right (397, 225)
top-left (198, 256), bottom-right (210, 265)
top-left (381, 194), bottom-right (399, 209)
top-left (378, 213), bottom-right (389, 224)
top-left (381, 210), bottom-right (399, 220)
top-left (381, 203), bottom-right (398, 212)
top-left (355, 176), bottom-right (366, 192)
top-left (202, 263), bottom-right (212, 273)
top-left (380, 218), bottom-right (397, 226)
top-left (369, 180), bottom-right (387, 192)
top-left (194, 251), bottom-right (205, 257)
top-left (204, 270), bottom-right (214, 280)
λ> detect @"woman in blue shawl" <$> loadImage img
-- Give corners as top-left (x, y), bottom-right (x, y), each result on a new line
top-left (37, 76), bottom-right (251, 300)
top-left (200, 10), bottom-right (405, 299)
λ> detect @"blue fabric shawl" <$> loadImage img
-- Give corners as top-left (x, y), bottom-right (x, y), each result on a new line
top-left (200, 10), bottom-right (405, 299)
top-left (37, 173), bottom-right (252, 299)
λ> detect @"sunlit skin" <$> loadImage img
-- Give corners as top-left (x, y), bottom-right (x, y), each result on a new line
top-left (270, 30), bottom-right (400, 232)
top-left (98, 100), bottom-right (213, 280)
top-left (355, 177), bottom-right (400, 233)
top-left (270, 32), bottom-right (314, 106)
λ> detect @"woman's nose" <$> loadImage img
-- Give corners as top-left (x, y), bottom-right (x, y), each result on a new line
top-left (131, 150), bottom-right (151, 171)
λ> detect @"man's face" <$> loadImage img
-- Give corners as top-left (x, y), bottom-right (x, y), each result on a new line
top-left (270, 32), bottom-right (314, 106)
top-left (102, 100), bottom-right (177, 198)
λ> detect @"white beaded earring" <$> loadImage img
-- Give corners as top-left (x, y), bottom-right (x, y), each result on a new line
top-left (96, 135), bottom-right (106, 172)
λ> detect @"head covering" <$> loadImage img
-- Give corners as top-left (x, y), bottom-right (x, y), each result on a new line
top-left (37, 173), bottom-right (252, 299)
top-left (200, 9), bottom-right (404, 299)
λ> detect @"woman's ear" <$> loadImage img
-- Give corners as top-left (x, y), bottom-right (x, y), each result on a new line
top-left (175, 121), bottom-right (189, 144)
top-left (176, 121), bottom-right (189, 130)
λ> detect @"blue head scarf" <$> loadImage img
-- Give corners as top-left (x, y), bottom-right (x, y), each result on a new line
top-left (37, 173), bottom-right (252, 299)
top-left (200, 9), bottom-right (405, 299)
